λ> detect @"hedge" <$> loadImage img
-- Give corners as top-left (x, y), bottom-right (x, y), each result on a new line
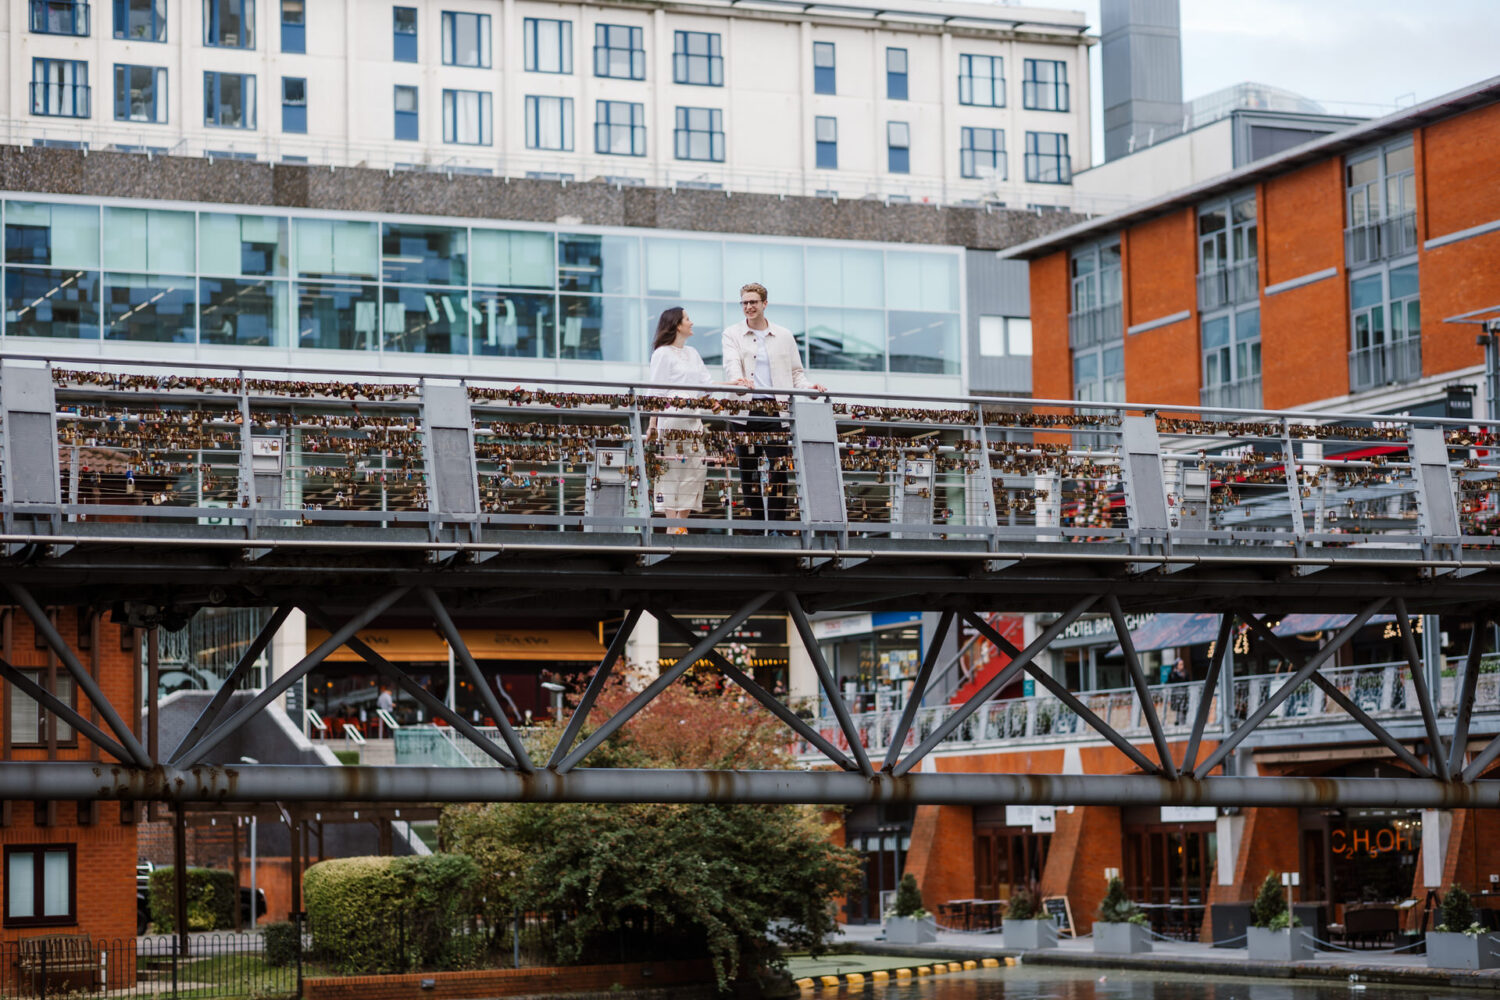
top-left (148, 867), bottom-right (238, 932)
top-left (303, 854), bottom-right (481, 974)
top-left (263, 921), bottom-right (300, 967)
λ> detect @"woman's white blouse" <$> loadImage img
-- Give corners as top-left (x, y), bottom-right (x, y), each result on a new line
top-left (649, 345), bottom-right (713, 393)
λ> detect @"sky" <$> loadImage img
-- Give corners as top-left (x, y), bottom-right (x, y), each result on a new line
top-left (1019, 0), bottom-right (1500, 168)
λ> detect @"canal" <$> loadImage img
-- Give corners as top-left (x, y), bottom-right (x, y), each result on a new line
top-left (817, 966), bottom-right (1481, 999)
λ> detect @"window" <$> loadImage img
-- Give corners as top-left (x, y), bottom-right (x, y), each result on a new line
top-left (886, 47), bottom-right (908, 100)
top-left (281, 77), bottom-right (306, 133)
top-left (673, 31), bottom-right (722, 86)
top-left (674, 106), bottom-right (723, 162)
top-left (114, 64), bottom-right (166, 123)
top-left (393, 85), bottom-right (418, 140)
top-left (441, 11), bottom-right (490, 67)
top-left (1023, 59), bottom-right (1068, 111)
top-left (204, 71), bottom-right (255, 128)
top-left (8, 669), bottom-right (76, 746)
top-left (595, 100), bottom-right (644, 156)
top-left (393, 6), bottom-right (417, 62)
top-left (4, 845), bottom-right (75, 928)
top-left (281, 0), bottom-right (304, 52)
top-left (113, 0), bottom-right (164, 39)
top-left (1350, 264), bottom-right (1420, 390)
top-left (442, 89), bottom-right (491, 145)
top-left (204, 0), bottom-right (254, 48)
top-left (1202, 307), bottom-right (1260, 407)
top-left (960, 127), bottom-right (1005, 180)
top-left (1345, 139), bottom-right (1417, 265)
top-left (524, 18), bottom-right (572, 74)
top-left (1025, 131), bottom-right (1070, 183)
top-left (1073, 342), bottom-right (1123, 403)
top-left (594, 24), bottom-right (644, 80)
top-left (959, 54), bottom-right (1003, 107)
top-left (1069, 241), bottom-right (1122, 355)
top-left (979, 315), bottom-right (1031, 357)
top-left (815, 117), bottom-right (837, 170)
top-left (1197, 194), bottom-right (1257, 310)
top-left (525, 96), bottom-right (573, 151)
top-left (30, 1), bottom-right (90, 36)
top-left (31, 60), bottom-right (90, 119)
top-left (887, 122), bottom-right (910, 174)
top-left (813, 42), bottom-right (835, 95)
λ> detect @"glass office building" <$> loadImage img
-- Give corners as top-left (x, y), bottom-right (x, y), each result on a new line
top-left (1, 196), bottom-right (964, 382)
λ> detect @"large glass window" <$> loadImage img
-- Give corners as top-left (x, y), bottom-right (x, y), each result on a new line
top-left (4, 846), bottom-right (75, 928)
top-left (282, 77), bottom-right (307, 133)
top-left (674, 106), bottom-right (723, 162)
top-left (204, 0), bottom-right (254, 48)
top-left (381, 286), bottom-right (468, 354)
top-left (471, 229), bottom-right (554, 289)
top-left (813, 42), bottom-right (836, 95)
top-left (673, 31), bottom-right (722, 86)
top-left (806, 247), bottom-right (884, 371)
top-left (1202, 307), bottom-right (1260, 404)
top-left (594, 24), bottom-right (644, 80)
top-left (393, 85), bottom-right (418, 141)
top-left (525, 96), bottom-right (573, 151)
top-left (297, 281), bottom-right (379, 350)
top-left (559, 295), bottom-right (643, 363)
top-left (887, 122), bottom-right (910, 175)
top-left (1074, 342), bottom-right (1123, 403)
top-left (5, 201), bottom-right (100, 267)
top-left (1023, 59), bottom-right (1068, 111)
top-left (557, 234), bottom-right (638, 295)
top-left (472, 289), bottom-right (555, 358)
top-left (114, 65), bottom-right (166, 123)
top-left (596, 100), bottom-right (645, 157)
top-left (204, 71), bottom-right (256, 129)
top-left (441, 11), bottom-right (490, 67)
top-left (442, 89), bottom-right (491, 145)
top-left (524, 18), bottom-right (572, 74)
top-left (1350, 264), bottom-right (1420, 389)
top-left (114, 0), bottom-right (164, 40)
top-left (104, 272), bottom-right (195, 342)
top-left (886, 251), bottom-right (959, 374)
top-left (201, 212), bottom-right (287, 276)
top-left (1025, 131), bottom-right (1071, 184)
top-left (644, 238), bottom-right (720, 300)
top-left (1197, 194), bottom-right (1257, 312)
top-left (886, 48), bottom-right (907, 101)
top-left (979, 316), bottom-right (1031, 357)
top-left (4, 268), bottom-right (101, 339)
top-left (201, 276), bottom-right (286, 346)
top-left (30, 0), bottom-right (90, 36)
top-left (382, 223), bottom-right (466, 285)
top-left (280, 0), bottom-right (304, 52)
top-left (392, 6), bottom-right (417, 62)
top-left (960, 127), bottom-right (1005, 180)
top-left (103, 207), bottom-right (194, 274)
top-left (958, 54), bottom-right (1003, 107)
top-left (815, 117), bottom-right (837, 170)
top-left (31, 59), bottom-right (90, 118)
top-left (1346, 139), bottom-right (1417, 266)
top-left (295, 219), bottom-right (378, 279)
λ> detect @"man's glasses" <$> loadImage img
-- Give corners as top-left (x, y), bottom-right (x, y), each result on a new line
top-left (739, 300), bottom-right (764, 308)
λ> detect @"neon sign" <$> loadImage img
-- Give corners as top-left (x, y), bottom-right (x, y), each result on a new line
top-left (1330, 825), bottom-right (1414, 859)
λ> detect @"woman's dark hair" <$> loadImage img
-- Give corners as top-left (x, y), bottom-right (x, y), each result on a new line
top-left (652, 307), bottom-right (685, 350)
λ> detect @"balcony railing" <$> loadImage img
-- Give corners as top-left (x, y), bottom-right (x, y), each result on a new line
top-left (29, 81), bottom-right (90, 119)
top-left (1067, 301), bottom-right (1122, 349)
top-left (1196, 259), bottom-right (1259, 312)
top-left (1346, 211), bottom-right (1418, 268)
top-left (1200, 374), bottom-right (1262, 412)
top-left (1349, 337), bottom-right (1422, 392)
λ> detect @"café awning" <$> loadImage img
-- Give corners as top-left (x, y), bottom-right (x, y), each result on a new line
top-left (1112, 612), bottom-right (1397, 655)
top-left (308, 628), bottom-right (607, 663)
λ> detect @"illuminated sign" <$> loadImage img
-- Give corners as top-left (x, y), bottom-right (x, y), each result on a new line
top-left (1330, 825), bottom-right (1415, 859)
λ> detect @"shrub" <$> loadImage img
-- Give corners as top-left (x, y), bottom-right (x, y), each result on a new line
top-left (148, 867), bottom-right (237, 932)
top-left (1437, 884), bottom-right (1478, 933)
top-left (332, 749), bottom-right (361, 766)
top-left (890, 873), bottom-right (926, 919)
top-left (263, 921), bottom-right (300, 967)
top-left (1249, 871), bottom-right (1288, 929)
top-left (1095, 876), bottom-right (1145, 925)
top-left (1006, 888), bottom-right (1037, 921)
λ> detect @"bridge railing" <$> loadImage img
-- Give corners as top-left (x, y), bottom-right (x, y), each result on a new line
top-left (3, 355), bottom-right (1499, 550)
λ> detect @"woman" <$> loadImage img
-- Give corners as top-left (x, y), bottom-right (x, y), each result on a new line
top-left (648, 307), bottom-right (741, 533)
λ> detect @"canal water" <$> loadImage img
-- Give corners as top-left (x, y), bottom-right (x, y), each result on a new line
top-left (822, 966), bottom-right (1478, 999)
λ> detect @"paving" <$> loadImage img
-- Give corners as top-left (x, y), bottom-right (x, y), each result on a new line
top-left (786, 922), bottom-right (1500, 991)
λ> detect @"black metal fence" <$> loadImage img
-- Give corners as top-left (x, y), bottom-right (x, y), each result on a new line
top-left (0, 930), bottom-right (299, 999)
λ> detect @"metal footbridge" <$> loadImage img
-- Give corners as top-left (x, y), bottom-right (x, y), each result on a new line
top-left (1, 354), bottom-right (1498, 808)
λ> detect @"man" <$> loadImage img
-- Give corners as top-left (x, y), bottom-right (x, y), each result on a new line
top-left (375, 685), bottom-right (394, 737)
top-left (721, 283), bottom-right (825, 527)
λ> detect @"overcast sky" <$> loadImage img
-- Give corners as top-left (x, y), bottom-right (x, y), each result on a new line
top-left (1021, 0), bottom-right (1500, 167)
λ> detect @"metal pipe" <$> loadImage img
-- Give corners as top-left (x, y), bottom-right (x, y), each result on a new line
top-left (785, 593), bottom-right (874, 777)
top-left (3, 762), bottom-right (1498, 808)
top-left (167, 604), bottom-right (294, 765)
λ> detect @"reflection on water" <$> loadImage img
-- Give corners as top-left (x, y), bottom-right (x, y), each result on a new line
top-left (826, 967), bottom-right (1473, 1000)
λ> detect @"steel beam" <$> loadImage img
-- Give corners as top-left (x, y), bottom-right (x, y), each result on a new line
top-left (1106, 594), bottom-right (1177, 779)
top-left (1394, 597), bottom-right (1448, 781)
top-left (881, 611), bottom-right (956, 772)
top-left (1462, 733), bottom-right (1500, 784)
top-left (1193, 597), bottom-right (1389, 779)
top-left (5, 582), bottom-right (151, 766)
top-left (168, 604), bottom-right (294, 765)
top-left (1182, 614), bottom-right (1234, 773)
top-left (547, 607), bottom-right (642, 769)
top-left (1448, 615), bottom-right (1489, 777)
top-left (4, 762), bottom-right (1499, 809)
top-left (0, 656), bottom-right (131, 762)
top-left (785, 593), bottom-right (873, 777)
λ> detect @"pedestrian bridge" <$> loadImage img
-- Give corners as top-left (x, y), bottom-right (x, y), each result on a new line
top-left (1, 354), bottom-right (1498, 809)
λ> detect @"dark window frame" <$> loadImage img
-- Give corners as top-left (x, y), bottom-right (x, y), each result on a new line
top-left (960, 126), bottom-right (1006, 181)
top-left (523, 17), bottom-right (573, 74)
top-left (886, 47), bottom-right (908, 100)
top-left (441, 10), bottom-right (491, 68)
top-left (524, 95), bottom-right (574, 151)
top-left (813, 41), bottom-right (835, 95)
top-left (280, 0), bottom-right (305, 53)
top-left (2, 844), bottom-right (77, 929)
top-left (8, 666), bottom-right (78, 750)
top-left (113, 0), bottom-right (164, 40)
top-left (595, 100), bottom-right (645, 157)
top-left (1022, 58), bottom-right (1068, 111)
top-left (30, 0), bottom-right (91, 37)
top-left (281, 76), bottom-right (307, 134)
top-left (887, 121), bottom-right (910, 175)
top-left (672, 30), bottom-right (722, 87)
top-left (1024, 131), bottom-right (1071, 184)
top-left (203, 70), bottom-right (256, 129)
top-left (113, 63), bottom-right (166, 123)
top-left (958, 53), bottom-right (1003, 108)
top-left (593, 23), bottom-right (644, 80)
top-left (673, 105), bottom-right (723, 162)
top-left (203, 0), bottom-right (255, 49)
top-left (392, 6), bottom-right (417, 62)
top-left (31, 58), bottom-right (91, 119)
top-left (393, 84), bottom-right (418, 141)
top-left (814, 115), bottom-right (837, 170)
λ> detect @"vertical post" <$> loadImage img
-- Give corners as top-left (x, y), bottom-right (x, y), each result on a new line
top-left (295, 911), bottom-right (304, 994)
top-left (232, 819), bottom-right (242, 931)
top-left (249, 816), bottom-right (258, 931)
top-left (173, 807), bottom-right (189, 960)
top-left (513, 906), bottom-right (521, 968)
top-left (45, 610), bottom-right (57, 762)
top-left (147, 628), bottom-right (159, 821)
top-left (289, 813), bottom-right (302, 919)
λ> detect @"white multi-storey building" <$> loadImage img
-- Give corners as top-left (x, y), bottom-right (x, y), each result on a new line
top-left (6, 0), bottom-right (1092, 206)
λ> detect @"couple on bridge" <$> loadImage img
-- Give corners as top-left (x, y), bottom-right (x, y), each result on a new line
top-left (647, 282), bottom-right (826, 534)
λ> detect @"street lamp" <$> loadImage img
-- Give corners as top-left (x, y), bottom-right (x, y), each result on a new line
top-left (540, 681), bottom-right (565, 722)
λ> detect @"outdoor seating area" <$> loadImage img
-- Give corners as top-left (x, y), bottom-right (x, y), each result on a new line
top-left (940, 899), bottom-right (1006, 932)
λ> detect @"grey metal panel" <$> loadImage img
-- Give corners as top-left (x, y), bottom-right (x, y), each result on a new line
top-left (420, 383), bottom-right (479, 516)
top-left (424, 383), bottom-right (472, 430)
top-left (965, 252), bottom-right (1032, 396)
top-left (790, 398), bottom-right (845, 525)
top-left (1121, 415), bottom-right (1169, 532)
top-left (1411, 426), bottom-right (1461, 538)
top-left (1, 363), bottom-right (59, 505)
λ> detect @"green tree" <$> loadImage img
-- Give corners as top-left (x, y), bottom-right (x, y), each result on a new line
top-left (1438, 884), bottom-right (1478, 933)
top-left (891, 873), bottom-right (926, 918)
top-left (1249, 871), bottom-right (1287, 929)
top-left (1095, 876), bottom-right (1145, 925)
top-left (440, 669), bottom-right (860, 988)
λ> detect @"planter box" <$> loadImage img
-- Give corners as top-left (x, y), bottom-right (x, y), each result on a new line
top-left (1247, 925), bottom-right (1314, 961)
top-left (1094, 921), bottom-right (1151, 954)
top-left (1427, 930), bottom-right (1500, 970)
top-left (885, 915), bottom-right (937, 945)
top-left (1003, 918), bottom-right (1057, 950)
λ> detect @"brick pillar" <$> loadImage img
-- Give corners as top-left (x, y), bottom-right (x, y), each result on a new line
top-left (1041, 805), bottom-right (1121, 933)
top-left (902, 805), bottom-right (974, 915)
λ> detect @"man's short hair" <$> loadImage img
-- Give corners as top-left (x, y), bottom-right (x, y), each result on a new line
top-left (740, 282), bottom-right (768, 303)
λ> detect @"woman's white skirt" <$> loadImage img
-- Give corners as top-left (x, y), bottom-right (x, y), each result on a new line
top-left (654, 415), bottom-right (707, 512)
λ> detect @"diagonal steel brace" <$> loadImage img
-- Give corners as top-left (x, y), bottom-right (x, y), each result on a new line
top-left (785, 593), bottom-right (873, 776)
top-left (168, 604), bottom-right (295, 766)
top-left (547, 608), bottom-right (642, 769)
top-left (0, 655), bottom-right (132, 763)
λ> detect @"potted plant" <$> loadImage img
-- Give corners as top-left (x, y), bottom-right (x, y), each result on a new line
top-left (1246, 871), bottom-right (1312, 961)
top-left (1427, 884), bottom-right (1500, 970)
top-left (885, 873), bottom-right (937, 944)
top-left (1002, 887), bottom-right (1057, 950)
top-left (1093, 876), bottom-right (1151, 954)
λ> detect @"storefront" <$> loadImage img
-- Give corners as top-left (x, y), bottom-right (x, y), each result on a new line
top-left (1295, 761), bottom-right (1422, 919)
top-left (973, 805), bottom-right (1053, 901)
top-left (654, 614), bottom-right (790, 693)
top-left (842, 803), bottom-right (915, 924)
top-left (1122, 805), bottom-right (1218, 939)
top-left (809, 612), bottom-right (926, 714)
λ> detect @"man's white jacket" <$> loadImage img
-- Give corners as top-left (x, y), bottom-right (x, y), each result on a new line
top-left (721, 320), bottom-right (813, 397)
